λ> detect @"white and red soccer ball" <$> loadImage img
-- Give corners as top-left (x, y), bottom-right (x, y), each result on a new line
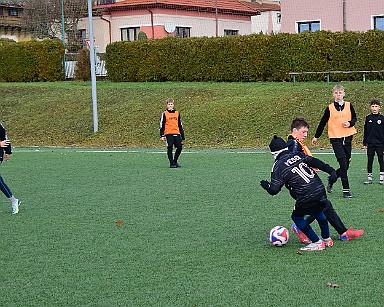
top-left (269, 226), bottom-right (289, 246)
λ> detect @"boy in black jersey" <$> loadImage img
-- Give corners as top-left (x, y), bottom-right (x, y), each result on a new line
top-left (363, 99), bottom-right (384, 184)
top-left (261, 135), bottom-right (337, 251)
top-left (287, 118), bottom-right (364, 242)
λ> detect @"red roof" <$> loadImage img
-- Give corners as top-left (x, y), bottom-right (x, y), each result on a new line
top-left (96, 0), bottom-right (263, 15)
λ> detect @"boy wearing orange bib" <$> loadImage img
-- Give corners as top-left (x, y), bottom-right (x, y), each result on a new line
top-left (160, 98), bottom-right (185, 168)
top-left (312, 85), bottom-right (357, 198)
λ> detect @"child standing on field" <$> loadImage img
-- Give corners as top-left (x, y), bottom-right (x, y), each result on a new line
top-left (261, 135), bottom-right (336, 251)
top-left (159, 98), bottom-right (185, 168)
top-left (312, 85), bottom-right (357, 199)
top-left (363, 99), bottom-right (384, 184)
top-left (0, 122), bottom-right (20, 214)
top-left (287, 117), bottom-right (364, 242)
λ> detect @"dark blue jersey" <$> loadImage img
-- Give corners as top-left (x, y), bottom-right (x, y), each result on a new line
top-left (266, 151), bottom-right (333, 207)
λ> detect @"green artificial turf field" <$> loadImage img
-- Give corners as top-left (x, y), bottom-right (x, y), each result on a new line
top-left (0, 147), bottom-right (382, 306)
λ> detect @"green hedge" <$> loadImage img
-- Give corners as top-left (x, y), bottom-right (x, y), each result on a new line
top-left (0, 40), bottom-right (64, 82)
top-left (106, 31), bottom-right (384, 82)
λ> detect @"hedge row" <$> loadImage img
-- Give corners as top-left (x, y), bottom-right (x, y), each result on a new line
top-left (0, 40), bottom-right (64, 82)
top-left (105, 31), bottom-right (384, 82)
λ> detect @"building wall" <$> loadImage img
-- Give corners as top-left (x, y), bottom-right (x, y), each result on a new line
top-left (252, 10), bottom-right (281, 34)
top-left (281, 0), bottom-right (384, 33)
top-left (0, 32), bottom-right (32, 42)
top-left (78, 8), bottom-right (253, 52)
top-left (347, 0), bottom-right (384, 31)
top-left (77, 17), bottom-right (110, 53)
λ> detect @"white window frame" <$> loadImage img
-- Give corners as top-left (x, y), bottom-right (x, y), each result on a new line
top-left (371, 14), bottom-right (384, 31)
top-left (295, 20), bottom-right (321, 33)
top-left (175, 27), bottom-right (191, 38)
top-left (224, 29), bottom-right (239, 36)
top-left (121, 27), bottom-right (140, 41)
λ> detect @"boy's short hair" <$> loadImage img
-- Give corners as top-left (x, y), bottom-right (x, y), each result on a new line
top-left (370, 99), bottom-right (381, 106)
top-left (333, 84), bottom-right (344, 92)
top-left (291, 117), bottom-right (309, 131)
top-left (166, 98), bottom-right (174, 104)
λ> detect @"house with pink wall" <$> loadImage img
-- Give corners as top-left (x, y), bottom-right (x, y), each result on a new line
top-left (281, 0), bottom-right (384, 33)
top-left (78, 0), bottom-right (281, 53)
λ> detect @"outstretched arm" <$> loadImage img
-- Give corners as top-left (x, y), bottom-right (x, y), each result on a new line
top-left (312, 106), bottom-right (330, 145)
top-left (304, 155), bottom-right (337, 182)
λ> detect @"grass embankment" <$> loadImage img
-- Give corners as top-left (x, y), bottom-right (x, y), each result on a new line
top-left (1, 81), bottom-right (384, 148)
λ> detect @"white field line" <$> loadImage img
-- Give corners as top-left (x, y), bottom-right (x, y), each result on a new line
top-left (13, 148), bottom-right (365, 155)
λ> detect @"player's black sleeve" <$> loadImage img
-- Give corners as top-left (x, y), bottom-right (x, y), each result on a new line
top-left (159, 112), bottom-right (166, 137)
top-left (178, 114), bottom-right (185, 140)
top-left (303, 155), bottom-right (335, 175)
top-left (265, 168), bottom-right (284, 196)
top-left (0, 123), bottom-right (11, 155)
top-left (349, 103), bottom-right (357, 127)
top-left (314, 107), bottom-right (330, 138)
top-left (363, 116), bottom-right (369, 146)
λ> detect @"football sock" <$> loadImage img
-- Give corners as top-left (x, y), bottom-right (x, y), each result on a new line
top-left (9, 195), bottom-right (18, 205)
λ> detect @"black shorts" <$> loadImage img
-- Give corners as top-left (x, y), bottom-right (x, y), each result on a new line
top-left (293, 196), bottom-right (328, 216)
top-left (165, 134), bottom-right (182, 148)
top-left (330, 136), bottom-right (353, 160)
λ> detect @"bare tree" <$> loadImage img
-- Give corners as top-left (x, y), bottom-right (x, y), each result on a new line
top-left (22, 0), bottom-right (88, 52)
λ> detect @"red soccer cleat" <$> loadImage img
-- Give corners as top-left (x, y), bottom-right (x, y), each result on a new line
top-left (291, 224), bottom-right (310, 244)
top-left (344, 227), bottom-right (364, 240)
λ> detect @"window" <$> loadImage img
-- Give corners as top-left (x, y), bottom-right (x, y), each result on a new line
top-left (0, 7), bottom-right (3, 16)
top-left (121, 27), bottom-right (140, 41)
top-left (97, 0), bottom-right (115, 4)
top-left (79, 29), bottom-right (87, 49)
top-left (175, 27), bottom-right (190, 38)
top-left (8, 8), bottom-right (19, 17)
top-left (277, 13), bottom-right (281, 24)
top-left (224, 29), bottom-right (239, 36)
top-left (297, 21), bottom-right (320, 33)
top-left (373, 16), bottom-right (384, 31)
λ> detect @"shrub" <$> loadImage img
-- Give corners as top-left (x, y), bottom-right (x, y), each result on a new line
top-left (74, 48), bottom-right (91, 81)
top-left (0, 40), bottom-right (64, 82)
top-left (105, 31), bottom-right (384, 82)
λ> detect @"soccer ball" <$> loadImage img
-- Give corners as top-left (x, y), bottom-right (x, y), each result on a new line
top-left (269, 226), bottom-right (289, 246)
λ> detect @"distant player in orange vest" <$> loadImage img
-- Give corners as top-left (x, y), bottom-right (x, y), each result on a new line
top-left (160, 98), bottom-right (185, 168)
top-left (312, 85), bottom-right (357, 198)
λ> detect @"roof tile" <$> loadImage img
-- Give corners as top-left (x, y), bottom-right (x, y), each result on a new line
top-left (98, 0), bottom-right (263, 14)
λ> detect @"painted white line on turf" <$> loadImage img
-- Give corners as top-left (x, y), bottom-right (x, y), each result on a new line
top-left (13, 148), bottom-right (366, 155)
top-left (76, 150), bottom-right (129, 153)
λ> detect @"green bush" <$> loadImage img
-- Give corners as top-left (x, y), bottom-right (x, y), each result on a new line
top-left (0, 40), bottom-right (64, 82)
top-left (137, 31), bottom-right (148, 40)
top-left (106, 31), bottom-right (384, 82)
top-left (74, 48), bottom-right (91, 81)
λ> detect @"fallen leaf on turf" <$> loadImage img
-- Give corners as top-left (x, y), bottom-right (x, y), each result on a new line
top-left (327, 282), bottom-right (339, 288)
top-left (378, 208), bottom-right (383, 212)
top-left (115, 220), bottom-right (123, 225)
